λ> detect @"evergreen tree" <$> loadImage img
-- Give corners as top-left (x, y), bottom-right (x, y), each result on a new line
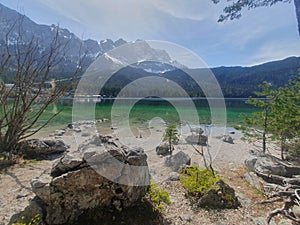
top-left (270, 77), bottom-right (300, 159)
top-left (238, 82), bottom-right (274, 153)
top-left (163, 123), bottom-right (179, 155)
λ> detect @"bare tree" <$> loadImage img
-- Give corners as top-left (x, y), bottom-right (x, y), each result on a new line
top-left (0, 16), bottom-right (84, 159)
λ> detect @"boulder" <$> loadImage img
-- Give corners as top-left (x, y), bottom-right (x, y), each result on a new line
top-left (245, 155), bottom-right (287, 177)
top-left (165, 151), bottom-right (191, 172)
top-left (197, 179), bottom-right (240, 209)
top-left (156, 143), bottom-right (170, 156)
top-left (23, 136), bottom-right (150, 225)
top-left (185, 134), bottom-right (207, 145)
top-left (222, 135), bottom-right (234, 144)
top-left (21, 139), bottom-right (68, 159)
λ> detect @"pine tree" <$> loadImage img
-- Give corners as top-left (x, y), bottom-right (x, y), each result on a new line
top-left (163, 123), bottom-right (179, 155)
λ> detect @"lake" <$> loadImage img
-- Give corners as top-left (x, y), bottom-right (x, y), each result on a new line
top-left (37, 98), bottom-right (257, 136)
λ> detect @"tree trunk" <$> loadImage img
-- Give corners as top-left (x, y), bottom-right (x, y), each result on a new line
top-left (294, 0), bottom-right (300, 35)
top-left (263, 132), bottom-right (266, 154)
top-left (280, 138), bottom-right (286, 160)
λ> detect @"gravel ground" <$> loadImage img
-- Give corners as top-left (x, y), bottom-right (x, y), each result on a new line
top-left (0, 124), bottom-right (291, 225)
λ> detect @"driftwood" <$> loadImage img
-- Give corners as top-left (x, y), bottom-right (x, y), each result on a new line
top-left (251, 168), bottom-right (300, 224)
top-left (266, 194), bottom-right (300, 224)
top-left (254, 169), bottom-right (300, 187)
top-left (263, 183), bottom-right (300, 224)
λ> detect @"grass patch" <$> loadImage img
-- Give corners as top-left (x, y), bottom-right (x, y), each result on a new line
top-left (147, 182), bottom-right (171, 212)
top-left (180, 166), bottom-right (220, 197)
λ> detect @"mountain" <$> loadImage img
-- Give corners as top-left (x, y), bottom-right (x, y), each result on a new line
top-left (0, 2), bottom-right (129, 77)
top-left (1, 3), bottom-right (299, 97)
top-left (0, 3), bottom-right (181, 80)
top-left (212, 56), bottom-right (300, 97)
top-left (98, 56), bottom-right (300, 98)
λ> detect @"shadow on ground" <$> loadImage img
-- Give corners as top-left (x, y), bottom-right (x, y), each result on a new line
top-left (71, 199), bottom-right (169, 225)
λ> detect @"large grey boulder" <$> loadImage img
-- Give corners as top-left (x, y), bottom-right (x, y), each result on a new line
top-left (245, 155), bottom-right (287, 177)
top-left (16, 136), bottom-right (150, 225)
top-left (165, 151), bottom-right (191, 171)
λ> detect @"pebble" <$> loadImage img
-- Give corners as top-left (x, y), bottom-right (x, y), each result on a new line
top-left (179, 214), bottom-right (193, 222)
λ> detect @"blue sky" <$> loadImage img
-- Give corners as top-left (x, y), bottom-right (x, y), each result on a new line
top-left (1, 0), bottom-right (299, 67)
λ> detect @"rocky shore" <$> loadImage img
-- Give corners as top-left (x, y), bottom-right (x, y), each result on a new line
top-left (0, 121), bottom-right (298, 224)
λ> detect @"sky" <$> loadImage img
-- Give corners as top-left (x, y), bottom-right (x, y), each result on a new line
top-left (0, 0), bottom-right (299, 67)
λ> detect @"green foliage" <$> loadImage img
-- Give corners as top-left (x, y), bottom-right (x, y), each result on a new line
top-left (148, 182), bottom-right (171, 212)
top-left (12, 214), bottom-right (42, 225)
top-left (212, 0), bottom-right (299, 37)
top-left (240, 77), bottom-right (300, 159)
top-left (180, 166), bottom-right (220, 196)
top-left (163, 123), bottom-right (179, 153)
top-left (286, 140), bottom-right (300, 158)
top-left (238, 81), bottom-right (274, 153)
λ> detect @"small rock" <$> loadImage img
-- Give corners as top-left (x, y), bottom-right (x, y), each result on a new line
top-left (197, 179), bottom-right (240, 209)
top-left (185, 134), bottom-right (207, 145)
top-left (222, 135), bottom-right (234, 144)
top-left (156, 143), bottom-right (170, 156)
top-left (81, 132), bottom-right (91, 137)
top-left (55, 130), bottom-right (65, 136)
top-left (168, 172), bottom-right (180, 181)
top-left (73, 127), bottom-right (81, 133)
top-left (179, 215), bottom-right (193, 222)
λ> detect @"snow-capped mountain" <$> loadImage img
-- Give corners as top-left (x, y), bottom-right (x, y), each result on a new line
top-left (0, 2), bottom-right (182, 77)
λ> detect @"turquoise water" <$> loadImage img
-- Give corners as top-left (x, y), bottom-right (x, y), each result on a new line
top-left (37, 98), bottom-right (257, 134)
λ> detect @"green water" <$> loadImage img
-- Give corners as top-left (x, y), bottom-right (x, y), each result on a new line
top-left (36, 98), bottom-right (257, 134)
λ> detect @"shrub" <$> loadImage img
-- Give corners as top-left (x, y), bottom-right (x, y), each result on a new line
top-left (148, 182), bottom-right (171, 212)
top-left (12, 214), bottom-right (42, 225)
top-left (180, 166), bottom-right (220, 197)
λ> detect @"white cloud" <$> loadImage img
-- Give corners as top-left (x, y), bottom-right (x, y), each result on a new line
top-left (151, 0), bottom-right (220, 21)
top-left (248, 40), bottom-right (300, 66)
top-left (36, 0), bottom-right (168, 40)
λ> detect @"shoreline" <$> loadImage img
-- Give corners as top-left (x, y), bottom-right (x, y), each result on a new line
top-left (0, 120), bottom-right (287, 225)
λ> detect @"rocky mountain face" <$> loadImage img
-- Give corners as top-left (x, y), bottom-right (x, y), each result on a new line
top-left (0, 3), bottom-right (181, 79)
top-left (0, 3), bottom-right (129, 76)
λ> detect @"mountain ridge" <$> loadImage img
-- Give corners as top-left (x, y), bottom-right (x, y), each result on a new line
top-left (0, 2), bottom-right (299, 98)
